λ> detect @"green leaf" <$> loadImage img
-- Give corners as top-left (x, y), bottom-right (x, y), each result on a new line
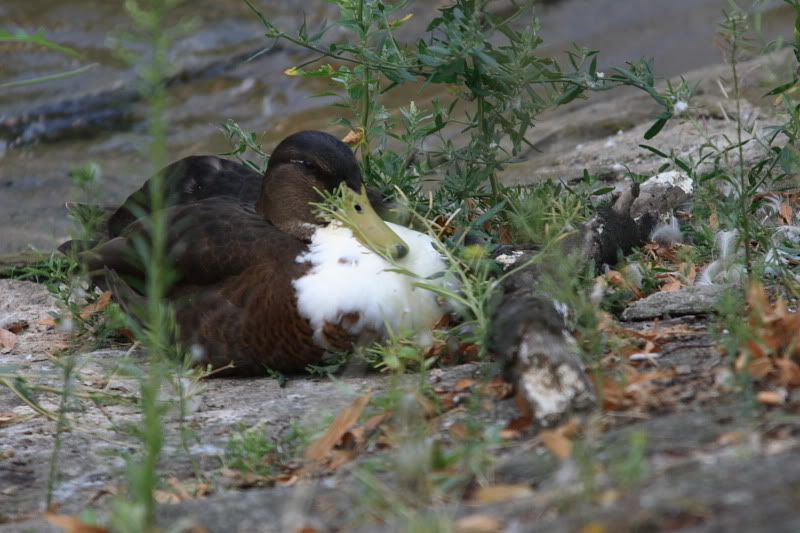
top-left (779, 144), bottom-right (800, 173)
top-left (643, 116), bottom-right (669, 140)
top-left (0, 63), bottom-right (96, 89)
top-left (638, 144), bottom-right (670, 159)
top-left (0, 28), bottom-right (82, 58)
top-left (429, 58), bottom-right (465, 83)
top-left (556, 84), bottom-right (584, 105)
top-left (764, 78), bottom-right (798, 96)
top-left (473, 49), bottom-right (501, 71)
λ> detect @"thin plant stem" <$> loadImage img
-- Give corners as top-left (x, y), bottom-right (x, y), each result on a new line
top-left (730, 15), bottom-right (754, 278)
top-left (46, 355), bottom-right (75, 509)
top-left (124, 0), bottom-right (173, 527)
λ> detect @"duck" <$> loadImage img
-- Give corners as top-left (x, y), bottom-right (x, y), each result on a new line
top-left (63, 130), bottom-right (449, 375)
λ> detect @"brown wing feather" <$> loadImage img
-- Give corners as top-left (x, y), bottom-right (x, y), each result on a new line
top-left (174, 258), bottom-right (323, 374)
top-left (89, 198), bottom-right (305, 289)
top-left (108, 156), bottom-right (262, 237)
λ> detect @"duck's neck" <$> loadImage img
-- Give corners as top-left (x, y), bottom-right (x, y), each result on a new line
top-left (255, 170), bottom-right (323, 241)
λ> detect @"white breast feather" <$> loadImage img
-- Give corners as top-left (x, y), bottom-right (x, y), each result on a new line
top-left (293, 221), bottom-right (448, 349)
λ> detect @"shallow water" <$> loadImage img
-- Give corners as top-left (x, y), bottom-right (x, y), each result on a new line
top-left (0, 0), bottom-right (793, 252)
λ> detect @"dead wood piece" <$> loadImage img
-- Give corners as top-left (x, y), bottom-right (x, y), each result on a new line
top-left (489, 183), bottom-right (665, 425)
top-left (491, 295), bottom-right (596, 427)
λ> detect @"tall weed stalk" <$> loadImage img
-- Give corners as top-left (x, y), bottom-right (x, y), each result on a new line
top-left (111, 0), bottom-right (176, 529)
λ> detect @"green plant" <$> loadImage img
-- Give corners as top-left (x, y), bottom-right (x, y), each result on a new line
top-left (8, 253), bottom-right (77, 293)
top-left (221, 119), bottom-right (270, 174)
top-left (715, 286), bottom-right (757, 402)
top-left (225, 426), bottom-right (280, 477)
top-left (245, 0), bottom-right (676, 226)
top-left (109, 0), bottom-right (182, 529)
top-left (635, 1), bottom-right (800, 294)
top-left (609, 431), bottom-right (649, 488)
top-left (502, 177), bottom-right (613, 362)
top-left (225, 422), bottom-right (310, 478)
top-left (354, 388), bottom-right (502, 530)
top-left (0, 29), bottom-right (95, 89)
top-left (46, 354), bottom-right (76, 509)
top-left (503, 178), bottom-right (603, 245)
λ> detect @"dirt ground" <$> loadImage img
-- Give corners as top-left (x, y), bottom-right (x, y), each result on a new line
top-left (2, 51), bottom-right (800, 532)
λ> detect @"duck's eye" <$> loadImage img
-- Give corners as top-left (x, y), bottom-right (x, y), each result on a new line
top-left (290, 159), bottom-right (316, 169)
top-left (354, 203), bottom-right (363, 213)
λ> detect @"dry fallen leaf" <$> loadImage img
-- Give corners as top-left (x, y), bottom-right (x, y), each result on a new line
top-left (580, 522), bottom-right (609, 533)
top-left (605, 270), bottom-right (643, 298)
top-left (219, 467), bottom-right (272, 488)
top-left (0, 328), bottom-right (18, 351)
top-left (455, 514), bottom-right (502, 533)
top-left (472, 484), bottom-right (533, 504)
top-left (2, 319), bottom-right (28, 334)
top-left (596, 377), bottom-right (627, 411)
top-left (339, 426), bottom-right (365, 451)
top-left (775, 359), bottom-right (800, 387)
top-left (717, 431), bottom-right (744, 446)
top-left (38, 317), bottom-right (56, 329)
top-left (325, 448), bottom-right (357, 471)
top-left (659, 276), bottom-right (683, 292)
top-left (757, 390), bottom-right (786, 406)
top-left (362, 413), bottom-right (389, 433)
top-left (735, 283), bottom-right (800, 391)
top-left (780, 201), bottom-right (793, 225)
top-left (415, 392), bottom-right (439, 418)
top-left (707, 203), bottom-right (719, 230)
top-left (454, 378), bottom-right (477, 392)
top-left (341, 129), bottom-right (364, 146)
top-left (605, 270), bottom-right (626, 287)
top-left (0, 412), bottom-right (23, 428)
top-left (153, 489), bottom-right (181, 504)
top-left (499, 428), bottom-right (522, 440)
top-left (44, 513), bottom-right (109, 533)
top-left (540, 418), bottom-right (580, 460)
top-left (448, 422), bottom-right (470, 441)
top-left (747, 356), bottom-right (773, 379)
top-left (275, 474), bottom-right (298, 487)
top-left (79, 291), bottom-right (113, 320)
top-left (652, 242), bottom-right (681, 262)
top-left (160, 477), bottom-right (212, 503)
top-left (513, 390), bottom-right (533, 425)
top-left (304, 393), bottom-right (371, 463)
top-left (482, 377), bottom-right (514, 400)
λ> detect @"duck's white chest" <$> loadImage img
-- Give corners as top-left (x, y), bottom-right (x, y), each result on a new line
top-left (292, 222), bottom-right (448, 350)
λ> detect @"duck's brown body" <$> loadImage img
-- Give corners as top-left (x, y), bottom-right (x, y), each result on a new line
top-left (67, 131), bottom-right (396, 375)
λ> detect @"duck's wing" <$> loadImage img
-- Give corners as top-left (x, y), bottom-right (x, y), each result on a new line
top-left (107, 156), bottom-right (263, 237)
top-left (172, 258), bottom-right (323, 375)
top-left (164, 199), bottom-right (306, 287)
top-left (84, 198), bottom-right (305, 290)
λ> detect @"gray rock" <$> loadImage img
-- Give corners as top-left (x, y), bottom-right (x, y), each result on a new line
top-left (622, 286), bottom-right (725, 321)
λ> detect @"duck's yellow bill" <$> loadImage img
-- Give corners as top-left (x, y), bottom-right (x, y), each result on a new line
top-left (341, 185), bottom-right (409, 260)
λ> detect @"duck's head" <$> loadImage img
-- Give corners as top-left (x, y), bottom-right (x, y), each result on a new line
top-left (256, 130), bottom-right (408, 260)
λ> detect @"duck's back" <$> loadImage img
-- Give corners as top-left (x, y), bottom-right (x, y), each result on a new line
top-left (108, 156), bottom-right (263, 237)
